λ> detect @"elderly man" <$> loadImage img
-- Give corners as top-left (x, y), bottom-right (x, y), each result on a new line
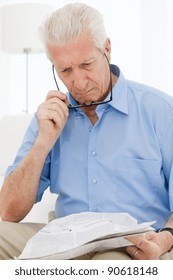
top-left (0, 3), bottom-right (173, 260)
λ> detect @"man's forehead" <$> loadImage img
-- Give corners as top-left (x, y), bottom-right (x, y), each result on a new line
top-left (57, 54), bottom-right (97, 70)
top-left (47, 31), bottom-right (98, 61)
top-left (48, 44), bottom-right (98, 68)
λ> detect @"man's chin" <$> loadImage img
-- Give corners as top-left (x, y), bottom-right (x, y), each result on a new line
top-left (76, 99), bottom-right (93, 105)
top-left (83, 101), bottom-right (93, 106)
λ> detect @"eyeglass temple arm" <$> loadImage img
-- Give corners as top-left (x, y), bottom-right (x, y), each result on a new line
top-left (52, 64), bottom-right (60, 91)
top-left (104, 53), bottom-right (113, 101)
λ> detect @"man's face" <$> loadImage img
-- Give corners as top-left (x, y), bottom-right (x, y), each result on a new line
top-left (48, 31), bottom-right (111, 106)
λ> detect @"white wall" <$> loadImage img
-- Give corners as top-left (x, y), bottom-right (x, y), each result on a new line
top-left (141, 0), bottom-right (167, 91)
top-left (0, 0), bottom-right (173, 118)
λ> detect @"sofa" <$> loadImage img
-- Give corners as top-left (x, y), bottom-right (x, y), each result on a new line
top-left (0, 114), bottom-right (56, 223)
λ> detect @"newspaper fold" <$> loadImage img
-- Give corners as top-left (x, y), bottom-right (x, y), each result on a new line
top-left (17, 212), bottom-right (155, 260)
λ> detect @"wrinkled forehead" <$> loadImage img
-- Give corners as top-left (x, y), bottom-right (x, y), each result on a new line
top-left (47, 31), bottom-right (100, 67)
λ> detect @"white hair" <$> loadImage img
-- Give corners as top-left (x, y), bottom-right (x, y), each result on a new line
top-left (39, 3), bottom-right (107, 56)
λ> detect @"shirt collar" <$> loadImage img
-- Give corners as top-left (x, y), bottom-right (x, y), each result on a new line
top-left (67, 64), bottom-right (129, 115)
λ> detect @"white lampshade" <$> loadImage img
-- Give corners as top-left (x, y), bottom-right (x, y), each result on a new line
top-left (1, 3), bottom-right (53, 53)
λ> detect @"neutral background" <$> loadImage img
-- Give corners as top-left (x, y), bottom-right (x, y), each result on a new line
top-left (0, 0), bottom-right (173, 117)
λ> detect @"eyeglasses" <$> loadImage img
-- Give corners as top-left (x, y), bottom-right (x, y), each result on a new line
top-left (52, 53), bottom-right (113, 109)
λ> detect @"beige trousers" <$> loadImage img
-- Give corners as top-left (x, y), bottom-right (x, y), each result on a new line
top-left (0, 221), bottom-right (172, 260)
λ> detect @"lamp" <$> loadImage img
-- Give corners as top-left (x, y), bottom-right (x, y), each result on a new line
top-left (0, 3), bottom-right (53, 113)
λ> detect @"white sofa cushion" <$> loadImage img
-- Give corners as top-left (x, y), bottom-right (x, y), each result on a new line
top-left (0, 114), bottom-right (32, 175)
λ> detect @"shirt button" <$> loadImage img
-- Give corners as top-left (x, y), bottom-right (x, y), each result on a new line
top-left (92, 179), bottom-right (97, 184)
top-left (91, 151), bottom-right (96, 157)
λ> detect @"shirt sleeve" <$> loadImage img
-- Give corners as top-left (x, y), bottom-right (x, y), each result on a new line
top-left (4, 113), bottom-right (51, 203)
top-left (141, 91), bottom-right (173, 213)
top-left (161, 106), bottom-right (173, 212)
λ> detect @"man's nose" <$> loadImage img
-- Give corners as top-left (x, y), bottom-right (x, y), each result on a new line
top-left (73, 69), bottom-right (88, 90)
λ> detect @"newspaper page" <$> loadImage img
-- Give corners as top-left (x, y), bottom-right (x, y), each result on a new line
top-left (17, 212), bottom-right (155, 260)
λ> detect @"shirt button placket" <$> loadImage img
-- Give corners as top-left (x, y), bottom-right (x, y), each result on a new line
top-left (88, 128), bottom-right (99, 212)
top-left (91, 151), bottom-right (97, 185)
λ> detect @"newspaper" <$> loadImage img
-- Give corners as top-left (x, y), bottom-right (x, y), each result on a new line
top-left (17, 212), bottom-right (155, 260)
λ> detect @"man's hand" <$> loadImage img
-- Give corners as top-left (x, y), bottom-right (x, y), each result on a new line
top-left (37, 90), bottom-right (69, 152)
top-left (125, 230), bottom-right (173, 260)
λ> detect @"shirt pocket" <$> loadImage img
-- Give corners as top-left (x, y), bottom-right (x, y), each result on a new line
top-left (112, 157), bottom-right (161, 208)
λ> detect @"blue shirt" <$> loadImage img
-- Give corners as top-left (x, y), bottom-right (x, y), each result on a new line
top-left (6, 65), bottom-right (173, 229)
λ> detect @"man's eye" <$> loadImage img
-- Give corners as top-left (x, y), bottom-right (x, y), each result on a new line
top-left (62, 68), bottom-right (69, 73)
top-left (82, 63), bottom-right (92, 69)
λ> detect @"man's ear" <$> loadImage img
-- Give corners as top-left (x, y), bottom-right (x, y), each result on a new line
top-left (104, 38), bottom-right (111, 60)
